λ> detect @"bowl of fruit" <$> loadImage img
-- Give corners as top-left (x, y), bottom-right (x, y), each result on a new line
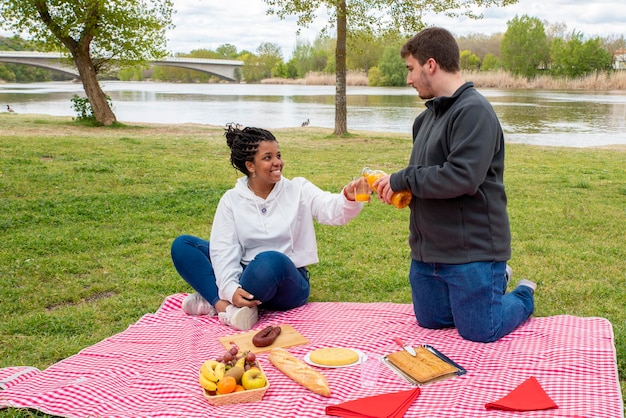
top-left (199, 346), bottom-right (269, 406)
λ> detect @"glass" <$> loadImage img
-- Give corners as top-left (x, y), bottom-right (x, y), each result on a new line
top-left (362, 167), bottom-right (412, 208)
top-left (360, 353), bottom-right (381, 388)
top-left (354, 177), bottom-right (371, 202)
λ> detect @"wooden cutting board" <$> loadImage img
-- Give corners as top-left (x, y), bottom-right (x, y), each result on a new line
top-left (218, 324), bottom-right (309, 354)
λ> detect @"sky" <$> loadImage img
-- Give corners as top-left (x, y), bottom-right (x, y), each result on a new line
top-left (165, 0), bottom-right (626, 59)
top-left (2, 0), bottom-right (625, 60)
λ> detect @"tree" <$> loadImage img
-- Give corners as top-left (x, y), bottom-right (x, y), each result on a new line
top-left (460, 50), bottom-right (481, 71)
top-left (550, 32), bottom-right (613, 78)
top-left (346, 30), bottom-right (381, 73)
top-left (264, 0), bottom-right (518, 135)
top-left (602, 34), bottom-right (626, 57)
top-left (289, 38), bottom-right (317, 78)
top-left (367, 66), bottom-right (383, 86)
top-left (256, 42), bottom-right (284, 80)
top-left (378, 45), bottom-right (406, 86)
top-left (216, 44), bottom-right (239, 59)
top-left (457, 32), bottom-right (501, 61)
top-left (501, 15), bottom-right (549, 78)
top-left (0, 0), bottom-right (173, 125)
top-left (481, 53), bottom-right (502, 71)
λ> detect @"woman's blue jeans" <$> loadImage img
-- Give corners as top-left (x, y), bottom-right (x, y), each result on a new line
top-left (409, 260), bottom-right (534, 342)
top-left (170, 235), bottom-right (310, 311)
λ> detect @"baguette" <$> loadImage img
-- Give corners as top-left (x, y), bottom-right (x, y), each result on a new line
top-left (268, 348), bottom-right (331, 397)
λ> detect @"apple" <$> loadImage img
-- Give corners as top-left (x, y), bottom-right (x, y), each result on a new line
top-left (241, 368), bottom-right (267, 390)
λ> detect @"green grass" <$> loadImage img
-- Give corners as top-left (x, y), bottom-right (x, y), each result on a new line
top-left (1, 113), bottom-right (625, 416)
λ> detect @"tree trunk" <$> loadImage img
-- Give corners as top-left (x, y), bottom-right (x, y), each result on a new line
top-left (333, 0), bottom-right (348, 136)
top-left (73, 49), bottom-right (117, 126)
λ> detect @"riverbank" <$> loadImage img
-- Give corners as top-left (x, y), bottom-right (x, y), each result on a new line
top-left (0, 115), bottom-right (624, 418)
top-left (262, 69), bottom-right (626, 90)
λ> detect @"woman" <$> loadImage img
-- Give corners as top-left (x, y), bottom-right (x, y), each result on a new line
top-left (171, 125), bottom-right (367, 330)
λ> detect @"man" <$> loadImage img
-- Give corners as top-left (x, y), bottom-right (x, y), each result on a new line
top-left (374, 27), bottom-right (536, 342)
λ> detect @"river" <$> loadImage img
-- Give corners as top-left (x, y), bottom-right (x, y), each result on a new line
top-left (1, 81), bottom-right (626, 148)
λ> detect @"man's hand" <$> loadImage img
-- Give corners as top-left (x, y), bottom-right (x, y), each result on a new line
top-left (373, 174), bottom-right (393, 205)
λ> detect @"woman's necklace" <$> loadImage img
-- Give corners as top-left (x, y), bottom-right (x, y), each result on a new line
top-left (248, 181), bottom-right (271, 213)
top-left (247, 182), bottom-right (271, 198)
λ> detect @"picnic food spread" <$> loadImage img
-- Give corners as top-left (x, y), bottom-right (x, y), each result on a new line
top-left (308, 347), bottom-right (360, 366)
top-left (205, 322), bottom-right (465, 406)
top-left (268, 347), bottom-right (331, 397)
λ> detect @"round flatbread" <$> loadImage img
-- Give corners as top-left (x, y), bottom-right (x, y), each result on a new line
top-left (309, 348), bottom-right (359, 366)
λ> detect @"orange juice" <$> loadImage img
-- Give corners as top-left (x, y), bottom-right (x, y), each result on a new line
top-left (355, 193), bottom-right (370, 202)
top-left (390, 190), bottom-right (412, 208)
top-left (363, 168), bottom-right (385, 190)
top-left (362, 167), bottom-right (412, 209)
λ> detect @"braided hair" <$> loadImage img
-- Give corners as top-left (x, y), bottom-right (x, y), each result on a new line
top-left (225, 123), bottom-right (277, 176)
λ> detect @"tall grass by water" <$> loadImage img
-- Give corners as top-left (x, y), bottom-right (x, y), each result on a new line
top-left (263, 69), bottom-right (626, 90)
top-left (0, 114), bottom-right (624, 416)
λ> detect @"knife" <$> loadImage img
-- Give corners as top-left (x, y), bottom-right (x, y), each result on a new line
top-left (393, 337), bottom-right (416, 356)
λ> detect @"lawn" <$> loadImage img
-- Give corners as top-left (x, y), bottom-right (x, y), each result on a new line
top-left (1, 114), bottom-right (624, 416)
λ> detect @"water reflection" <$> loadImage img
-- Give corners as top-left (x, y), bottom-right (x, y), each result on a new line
top-left (1, 81), bottom-right (625, 148)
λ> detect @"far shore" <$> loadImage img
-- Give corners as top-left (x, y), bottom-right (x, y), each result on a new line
top-left (262, 70), bottom-right (626, 90)
top-left (3, 69), bottom-right (626, 91)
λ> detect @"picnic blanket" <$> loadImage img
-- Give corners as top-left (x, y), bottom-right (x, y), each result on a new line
top-left (1, 294), bottom-right (623, 417)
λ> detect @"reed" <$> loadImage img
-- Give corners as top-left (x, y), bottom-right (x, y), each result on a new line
top-left (467, 69), bottom-right (626, 90)
top-left (262, 71), bottom-right (369, 86)
top-left (263, 69), bottom-right (626, 90)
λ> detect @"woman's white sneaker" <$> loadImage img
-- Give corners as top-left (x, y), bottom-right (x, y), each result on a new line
top-left (218, 305), bottom-right (258, 331)
top-left (181, 292), bottom-right (216, 316)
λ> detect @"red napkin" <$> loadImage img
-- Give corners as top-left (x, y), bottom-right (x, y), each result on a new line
top-left (485, 376), bottom-right (558, 411)
top-left (326, 387), bottom-right (421, 418)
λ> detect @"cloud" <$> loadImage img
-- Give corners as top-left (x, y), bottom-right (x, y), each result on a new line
top-left (423, 1), bottom-right (626, 39)
top-left (166, 0), bottom-right (328, 58)
top-left (2, 0), bottom-right (624, 60)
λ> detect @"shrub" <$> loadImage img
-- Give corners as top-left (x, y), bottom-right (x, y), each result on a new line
top-left (70, 94), bottom-right (113, 122)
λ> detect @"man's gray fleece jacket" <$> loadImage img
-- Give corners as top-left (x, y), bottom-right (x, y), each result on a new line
top-left (390, 82), bottom-right (511, 264)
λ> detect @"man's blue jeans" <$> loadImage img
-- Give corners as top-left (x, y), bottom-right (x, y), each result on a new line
top-left (409, 260), bottom-right (534, 342)
top-left (171, 235), bottom-right (310, 311)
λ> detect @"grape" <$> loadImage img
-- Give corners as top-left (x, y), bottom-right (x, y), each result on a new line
top-left (229, 347), bottom-right (239, 356)
top-left (245, 351), bottom-right (256, 364)
top-left (222, 351), bottom-right (234, 363)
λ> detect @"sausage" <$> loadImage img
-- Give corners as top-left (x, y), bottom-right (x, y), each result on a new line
top-left (252, 325), bottom-right (282, 347)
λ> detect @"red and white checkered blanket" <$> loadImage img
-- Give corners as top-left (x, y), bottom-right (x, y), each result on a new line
top-left (1, 294), bottom-right (623, 417)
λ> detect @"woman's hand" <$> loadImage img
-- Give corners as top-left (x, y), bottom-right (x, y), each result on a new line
top-left (343, 177), bottom-right (370, 202)
top-left (233, 287), bottom-right (261, 308)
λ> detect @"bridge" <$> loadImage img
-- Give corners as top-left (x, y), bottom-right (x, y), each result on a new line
top-left (0, 51), bottom-right (243, 81)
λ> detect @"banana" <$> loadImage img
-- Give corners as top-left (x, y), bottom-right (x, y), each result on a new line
top-left (199, 373), bottom-right (218, 392)
top-left (204, 359), bottom-right (219, 368)
top-left (200, 361), bottom-right (218, 382)
top-left (213, 362), bottom-right (226, 381)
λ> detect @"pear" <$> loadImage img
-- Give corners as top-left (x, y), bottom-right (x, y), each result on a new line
top-left (234, 355), bottom-right (247, 369)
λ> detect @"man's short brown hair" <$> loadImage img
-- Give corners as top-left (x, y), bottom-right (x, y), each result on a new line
top-left (400, 27), bottom-right (460, 73)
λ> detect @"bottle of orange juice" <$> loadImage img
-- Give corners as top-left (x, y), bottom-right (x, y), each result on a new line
top-left (362, 167), bottom-right (412, 209)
